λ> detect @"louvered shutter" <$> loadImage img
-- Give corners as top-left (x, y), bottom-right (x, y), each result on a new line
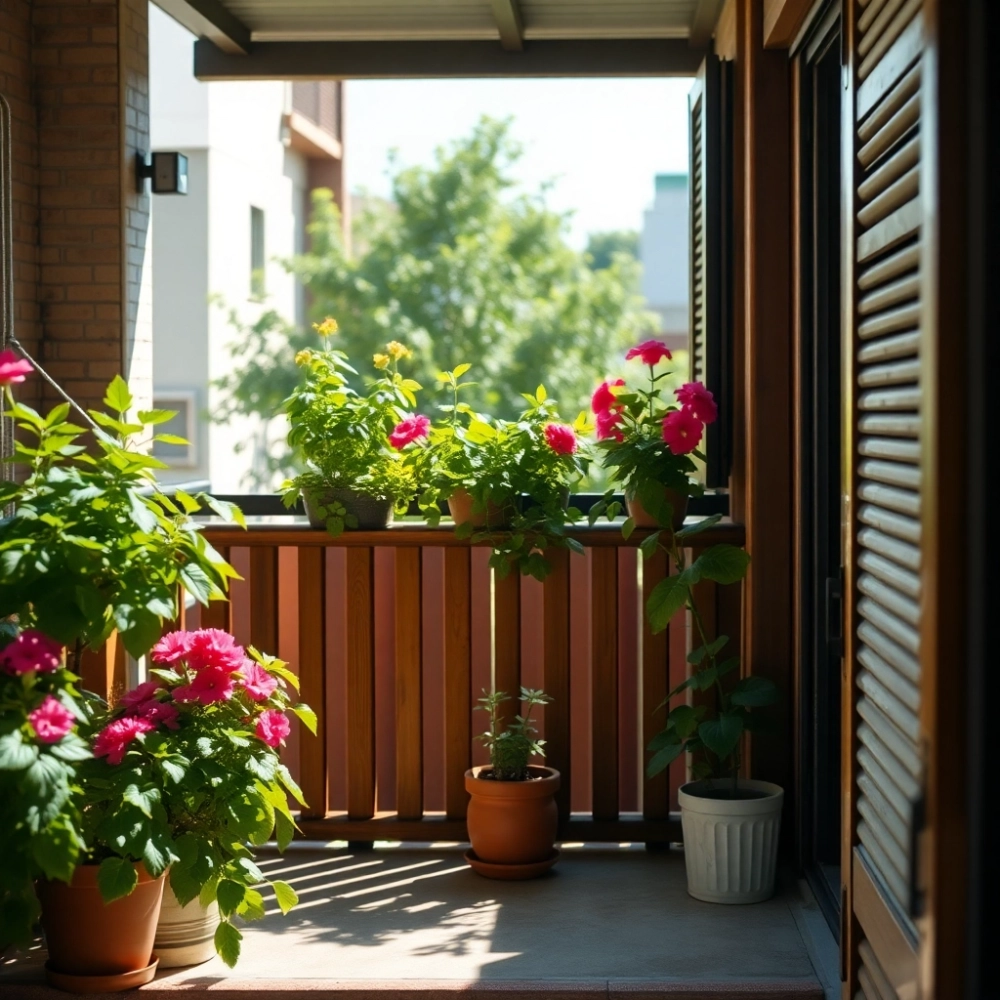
top-left (844, 0), bottom-right (926, 995)
top-left (688, 55), bottom-right (732, 489)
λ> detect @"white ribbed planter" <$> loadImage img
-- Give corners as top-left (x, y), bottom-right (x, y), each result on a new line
top-left (154, 884), bottom-right (219, 968)
top-left (678, 779), bottom-right (784, 904)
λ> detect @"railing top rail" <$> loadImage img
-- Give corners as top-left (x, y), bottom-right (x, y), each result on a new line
top-left (199, 517), bottom-right (745, 548)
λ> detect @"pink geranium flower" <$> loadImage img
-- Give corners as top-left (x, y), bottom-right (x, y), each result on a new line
top-left (0, 630), bottom-right (63, 675)
top-left (591, 378), bottom-right (625, 415)
top-left (151, 630), bottom-right (193, 665)
top-left (625, 340), bottom-right (673, 367)
top-left (94, 716), bottom-right (155, 765)
top-left (596, 408), bottom-right (625, 442)
top-left (389, 414), bottom-right (431, 450)
top-left (185, 629), bottom-right (245, 673)
top-left (675, 382), bottom-right (718, 425)
top-left (29, 696), bottom-right (76, 745)
top-left (544, 422), bottom-right (577, 456)
top-left (174, 665), bottom-right (237, 705)
top-left (0, 349), bottom-right (33, 386)
top-left (256, 709), bottom-right (290, 748)
top-left (120, 680), bottom-right (165, 710)
top-left (238, 660), bottom-right (278, 702)
top-left (133, 698), bottom-right (180, 730)
top-left (662, 409), bottom-right (704, 455)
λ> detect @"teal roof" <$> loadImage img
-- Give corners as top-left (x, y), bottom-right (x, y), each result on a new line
top-left (655, 173), bottom-right (688, 192)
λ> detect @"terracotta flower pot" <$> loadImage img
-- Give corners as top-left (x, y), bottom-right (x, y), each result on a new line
top-left (465, 765), bottom-right (560, 878)
top-left (447, 488), bottom-right (514, 529)
top-left (303, 487), bottom-right (393, 530)
top-left (625, 486), bottom-right (689, 531)
top-left (37, 862), bottom-right (165, 991)
top-left (154, 882), bottom-right (220, 968)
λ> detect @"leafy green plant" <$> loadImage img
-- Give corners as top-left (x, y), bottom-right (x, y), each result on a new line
top-left (280, 323), bottom-right (421, 534)
top-left (79, 629), bottom-right (315, 967)
top-left (0, 375), bottom-right (243, 663)
top-left (0, 629), bottom-right (90, 950)
top-left (476, 686), bottom-right (552, 781)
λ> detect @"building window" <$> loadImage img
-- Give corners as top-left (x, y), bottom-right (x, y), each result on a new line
top-left (151, 391), bottom-right (197, 468)
top-left (250, 206), bottom-right (265, 299)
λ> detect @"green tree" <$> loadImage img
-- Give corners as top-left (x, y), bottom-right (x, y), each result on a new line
top-left (586, 230), bottom-right (641, 271)
top-left (214, 117), bottom-right (657, 485)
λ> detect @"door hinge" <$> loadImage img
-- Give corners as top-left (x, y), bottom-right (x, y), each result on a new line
top-left (826, 570), bottom-right (844, 658)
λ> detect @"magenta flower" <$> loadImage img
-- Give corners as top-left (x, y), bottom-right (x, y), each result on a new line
top-left (151, 631), bottom-right (193, 665)
top-left (133, 698), bottom-right (180, 730)
top-left (94, 716), bottom-right (155, 765)
top-left (675, 382), bottom-right (718, 425)
top-left (625, 340), bottom-right (673, 367)
top-left (662, 409), bottom-right (704, 455)
top-left (256, 709), bottom-right (290, 748)
top-left (120, 680), bottom-right (165, 710)
top-left (0, 349), bottom-right (33, 386)
top-left (0, 630), bottom-right (63, 675)
top-left (238, 660), bottom-right (278, 702)
top-left (29, 696), bottom-right (76, 745)
top-left (591, 378), bottom-right (625, 415)
top-left (389, 414), bottom-right (431, 450)
top-left (544, 422), bottom-right (577, 456)
top-left (596, 408), bottom-right (625, 442)
top-left (174, 665), bottom-right (237, 705)
top-left (185, 629), bottom-right (245, 673)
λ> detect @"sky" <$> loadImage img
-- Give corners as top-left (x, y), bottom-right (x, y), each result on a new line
top-left (343, 79), bottom-right (692, 249)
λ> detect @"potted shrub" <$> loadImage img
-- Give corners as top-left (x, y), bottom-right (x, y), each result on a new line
top-left (281, 321), bottom-right (420, 534)
top-left (464, 687), bottom-right (559, 880)
top-left (588, 339), bottom-right (718, 532)
top-left (0, 627), bottom-right (90, 957)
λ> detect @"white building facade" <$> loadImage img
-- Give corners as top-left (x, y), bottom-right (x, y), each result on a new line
top-left (640, 173), bottom-right (689, 355)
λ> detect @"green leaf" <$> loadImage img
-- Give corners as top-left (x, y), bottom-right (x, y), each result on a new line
top-left (647, 741), bottom-right (684, 778)
top-left (153, 433), bottom-right (188, 446)
top-left (97, 856), bottom-right (139, 903)
top-left (214, 920), bottom-right (242, 968)
top-left (687, 635), bottom-right (729, 665)
top-left (731, 675), bottom-right (778, 707)
top-left (691, 544), bottom-right (751, 585)
top-left (668, 703), bottom-right (702, 739)
top-left (32, 822), bottom-right (81, 883)
top-left (217, 879), bottom-right (247, 917)
top-left (646, 574), bottom-right (689, 634)
top-left (290, 703), bottom-right (318, 735)
top-left (123, 783), bottom-right (160, 818)
top-left (274, 810), bottom-right (295, 852)
top-left (271, 880), bottom-right (299, 915)
top-left (137, 408), bottom-right (178, 425)
top-left (675, 513), bottom-right (723, 541)
top-left (0, 731), bottom-right (39, 771)
top-left (698, 713), bottom-right (745, 762)
top-left (621, 516), bottom-right (636, 541)
top-left (639, 531), bottom-right (662, 561)
top-left (453, 363), bottom-right (471, 378)
top-left (104, 374), bottom-right (133, 414)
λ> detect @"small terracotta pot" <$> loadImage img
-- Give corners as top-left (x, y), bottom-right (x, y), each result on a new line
top-left (447, 488), bottom-right (514, 529)
top-left (626, 486), bottom-right (689, 531)
top-left (303, 487), bottom-right (393, 530)
top-left (37, 862), bottom-right (165, 986)
top-left (465, 765), bottom-right (560, 873)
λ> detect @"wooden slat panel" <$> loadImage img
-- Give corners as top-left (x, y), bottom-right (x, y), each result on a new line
top-left (858, 437), bottom-right (920, 462)
top-left (591, 547), bottom-right (619, 821)
top-left (543, 548), bottom-right (572, 821)
top-left (858, 242), bottom-right (920, 290)
top-left (200, 545), bottom-right (233, 631)
top-left (858, 414), bottom-right (920, 437)
top-left (858, 166), bottom-right (919, 228)
top-left (857, 700), bottom-right (921, 779)
top-left (641, 550), bottom-right (669, 822)
top-left (857, 330), bottom-right (920, 362)
top-left (858, 301), bottom-right (920, 340)
top-left (297, 547), bottom-right (327, 818)
top-left (858, 742), bottom-right (919, 816)
top-left (857, 94), bottom-right (918, 169)
top-left (249, 546), bottom-right (279, 653)
top-left (395, 547), bottom-right (423, 820)
top-left (857, 62), bottom-right (920, 144)
top-left (859, 940), bottom-right (901, 1000)
top-left (857, 0), bottom-right (921, 80)
top-left (857, 526), bottom-right (920, 569)
top-left (345, 547), bottom-right (375, 821)
top-left (494, 570), bottom-right (521, 727)
top-left (857, 200), bottom-right (921, 265)
top-left (857, 672), bottom-right (919, 742)
top-left (856, 9), bottom-right (922, 117)
top-left (442, 548), bottom-right (471, 820)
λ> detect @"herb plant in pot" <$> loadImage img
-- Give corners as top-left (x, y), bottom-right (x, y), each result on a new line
top-left (281, 323), bottom-right (420, 534)
top-left (465, 687), bottom-right (559, 880)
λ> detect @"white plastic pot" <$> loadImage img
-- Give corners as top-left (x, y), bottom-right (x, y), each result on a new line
top-left (153, 883), bottom-right (219, 968)
top-left (678, 779), bottom-right (784, 904)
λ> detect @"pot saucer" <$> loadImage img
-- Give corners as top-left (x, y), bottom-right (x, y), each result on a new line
top-left (44, 955), bottom-right (159, 993)
top-left (464, 848), bottom-right (559, 880)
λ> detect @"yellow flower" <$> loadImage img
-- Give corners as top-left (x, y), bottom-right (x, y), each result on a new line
top-left (386, 340), bottom-right (412, 361)
top-left (295, 349), bottom-right (314, 366)
top-left (373, 353), bottom-right (390, 370)
top-left (313, 317), bottom-right (339, 338)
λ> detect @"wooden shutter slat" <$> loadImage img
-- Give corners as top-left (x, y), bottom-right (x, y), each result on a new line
top-left (858, 795), bottom-right (909, 872)
top-left (859, 941), bottom-right (901, 1000)
top-left (858, 414), bottom-right (920, 437)
top-left (858, 573), bottom-right (920, 626)
top-left (858, 0), bottom-right (894, 35)
top-left (857, 672), bottom-right (920, 742)
top-left (857, 359), bottom-right (921, 388)
top-left (857, 94), bottom-right (918, 168)
top-left (858, 62), bottom-right (920, 144)
top-left (858, 552), bottom-right (920, 601)
top-left (858, 814), bottom-right (909, 888)
top-left (859, 274), bottom-right (919, 316)
top-left (858, 0), bottom-right (908, 51)
top-left (858, 483), bottom-right (920, 518)
top-left (857, 11), bottom-right (923, 118)
top-left (858, 698), bottom-right (921, 778)
top-left (859, 386), bottom-right (921, 411)
top-left (858, 301), bottom-right (920, 339)
top-left (858, 329), bottom-right (919, 361)
top-left (858, 165), bottom-right (920, 228)
top-left (858, 644), bottom-right (920, 711)
top-left (857, 0), bottom-right (922, 80)
top-left (858, 730), bottom-right (921, 809)
top-left (858, 200), bottom-right (921, 264)
top-left (858, 242), bottom-right (920, 290)
top-left (858, 773), bottom-right (909, 848)
top-left (858, 437), bottom-right (920, 463)
top-left (858, 825), bottom-right (911, 906)
top-left (859, 597), bottom-right (919, 655)
top-left (858, 526), bottom-right (920, 570)
top-left (858, 458), bottom-right (920, 489)
top-left (858, 620), bottom-right (919, 684)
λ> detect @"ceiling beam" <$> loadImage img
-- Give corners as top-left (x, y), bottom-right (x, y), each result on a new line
top-left (194, 38), bottom-right (708, 81)
top-left (688, 0), bottom-right (725, 49)
top-left (491, 0), bottom-right (524, 51)
top-left (154, 0), bottom-right (250, 55)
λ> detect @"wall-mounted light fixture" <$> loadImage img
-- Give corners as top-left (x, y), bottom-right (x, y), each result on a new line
top-left (136, 151), bottom-right (188, 195)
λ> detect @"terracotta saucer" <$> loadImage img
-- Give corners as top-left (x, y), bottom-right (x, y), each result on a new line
top-left (44, 955), bottom-right (159, 994)
top-left (464, 848), bottom-right (559, 880)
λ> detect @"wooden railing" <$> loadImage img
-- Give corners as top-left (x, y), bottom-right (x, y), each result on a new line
top-left (187, 519), bottom-right (745, 845)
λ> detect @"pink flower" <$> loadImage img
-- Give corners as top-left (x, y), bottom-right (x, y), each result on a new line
top-left (133, 698), bottom-right (180, 730)
top-left (591, 378), bottom-right (625, 415)
top-left (28, 696), bottom-right (76, 745)
top-left (596, 408), bottom-right (625, 442)
top-left (544, 422), bottom-right (577, 456)
top-left (120, 680), bottom-right (165, 710)
top-left (185, 629), bottom-right (245, 673)
top-left (174, 665), bottom-right (237, 705)
top-left (256, 709), bottom-right (290, 748)
top-left (94, 716), bottom-right (155, 765)
top-left (662, 409), bottom-right (704, 455)
top-left (0, 349), bottom-right (33, 386)
top-left (1, 630), bottom-right (63, 675)
top-left (151, 631), bottom-right (193, 665)
top-left (675, 382), bottom-right (718, 425)
top-left (238, 660), bottom-right (278, 702)
top-left (389, 414), bottom-right (431, 450)
top-left (625, 340), bottom-right (673, 367)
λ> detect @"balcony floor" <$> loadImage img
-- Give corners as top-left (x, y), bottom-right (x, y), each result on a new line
top-left (1, 844), bottom-right (832, 999)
